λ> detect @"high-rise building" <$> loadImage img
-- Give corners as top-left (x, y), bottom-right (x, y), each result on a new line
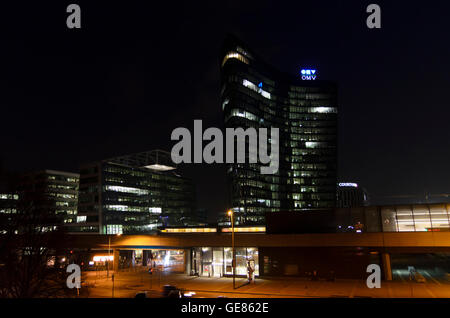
top-left (74, 150), bottom-right (196, 234)
top-left (220, 36), bottom-right (338, 225)
top-left (18, 170), bottom-right (80, 230)
top-left (336, 182), bottom-right (368, 208)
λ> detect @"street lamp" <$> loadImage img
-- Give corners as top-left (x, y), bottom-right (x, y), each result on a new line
top-left (107, 235), bottom-right (111, 278)
top-left (228, 209), bottom-right (236, 289)
top-left (109, 233), bottom-right (122, 298)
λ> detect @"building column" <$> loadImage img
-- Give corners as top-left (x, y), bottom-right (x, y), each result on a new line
top-left (113, 249), bottom-right (120, 272)
top-left (142, 250), bottom-right (148, 266)
top-left (382, 252), bottom-right (392, 281)
top-left (185, 249), bottom-right (191, 275)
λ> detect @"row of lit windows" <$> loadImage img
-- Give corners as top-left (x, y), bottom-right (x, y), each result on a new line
top-left (285, 155), bottom-right (335, 164)
top-left (105, 185), bottom-right (149, 196)
top-left (288, 113), bottom-right (336, 120)
top-left (0, 208), bottom-right (17, 214)
top-left (290, 163), bottom-right (328, 170)
top-left (289, 134), bottom-right (335, 142)
top-left (288, 121), bottom-right (336, 128)
top-left (289, 127), bottom-right (336, 135)
top-left (104, 165), bottom-right (187, 185)
top-left (0, 194), bottom-right (19, 200)
top-left (287, 92), bottom-right (335, 100)
top-left (226, 108), bottom-right (259, 123)
top-left (238, 199), bottom-right (281, 208)
top-left (48, 175), bottom-right (79, 183)
top-left (47, 193), bottom-right (77, 199)
top-left (106, 224), bottom-right (123, 235)
top-left (222, 51), bottom-right (249, 67)
top-left (242, 79), bottom-right (271, 99)
top-left (289, 106), bottom-right (337, 114)
top-left (47, 184), bottom-right (78, 191)
top-left (104, 205), bottom-right (162, 213)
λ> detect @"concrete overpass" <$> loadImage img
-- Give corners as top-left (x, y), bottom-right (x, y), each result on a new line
top-left (65, 232), bottom-right (450, 280)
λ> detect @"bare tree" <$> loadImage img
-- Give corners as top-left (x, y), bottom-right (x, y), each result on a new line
top-left (0, 200), bottom-right (77, 298)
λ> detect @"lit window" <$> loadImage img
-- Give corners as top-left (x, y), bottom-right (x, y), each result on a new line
top-left (76, 216), bottom-right (87, 223)
top-left (310, 107), bottom-right (337, 113)
top-left (106, 224), bottom-right (123, 235)
top-left (149, 207), bottom-right (162, 214)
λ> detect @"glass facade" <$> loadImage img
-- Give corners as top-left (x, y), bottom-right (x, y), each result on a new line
top-left (76, 151), bottom-right (195, 234)
top-left (191, 247), bottom-right (259, 277)
top-left (337, 203), bottom-right (450, 232)
top-left (220, 36), bottom-right (337, 225)
top-left (382, 204), bottom-right (450, 232)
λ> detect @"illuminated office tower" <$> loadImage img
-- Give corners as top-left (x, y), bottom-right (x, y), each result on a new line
top-left (221, 36), bottom-right (338, 225)
top-left (75, 150), bottom-right (195, 234)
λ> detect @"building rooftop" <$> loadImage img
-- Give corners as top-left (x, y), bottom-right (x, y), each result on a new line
top-left (106, 149), bottom-right (176, 171)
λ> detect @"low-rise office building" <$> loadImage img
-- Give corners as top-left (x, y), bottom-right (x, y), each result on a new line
top-left (18, 170), bottom-right (79, 230)
top-left (0, 192), bottom-right (19, 233)
top-left (74, 150), bottom-right (196, 234)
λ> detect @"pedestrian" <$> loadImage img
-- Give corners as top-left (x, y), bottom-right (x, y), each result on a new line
top-left (247, 261), bottom-right (254, 284)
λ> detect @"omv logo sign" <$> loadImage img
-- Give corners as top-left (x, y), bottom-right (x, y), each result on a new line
top-left (300, 69), bottom-right (317, 80)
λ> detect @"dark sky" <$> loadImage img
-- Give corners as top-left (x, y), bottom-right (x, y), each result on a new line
top-left (1, 1), bottom-right (450, 219)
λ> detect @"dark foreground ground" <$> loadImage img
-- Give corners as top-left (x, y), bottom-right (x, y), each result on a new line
top-left (79, 267), bottom-right (450, 298)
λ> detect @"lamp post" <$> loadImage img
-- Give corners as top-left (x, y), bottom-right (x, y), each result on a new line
top-left (228, 209), bottom-right (236, 289)
top-left (107, 235), bottom-right (111, 278)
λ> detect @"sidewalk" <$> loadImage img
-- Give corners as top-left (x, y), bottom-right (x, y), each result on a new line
top-left (82, 270), bottom-right (450, 298)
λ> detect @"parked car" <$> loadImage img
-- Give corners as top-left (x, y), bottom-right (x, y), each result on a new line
top-left (444, 273), bottom-right (450, 281)
top-left (414, 272), bottom-right (426, 283)
top-left (135, 291), bottom-right (149, 298)
top-left (161, 285), bottom-right (196, 298)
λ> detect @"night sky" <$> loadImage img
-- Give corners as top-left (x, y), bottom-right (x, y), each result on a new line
top-left (1, 1), bottom-right (450, 220)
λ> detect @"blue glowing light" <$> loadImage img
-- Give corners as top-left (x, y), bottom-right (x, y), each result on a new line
top-left (300, 69), bottom-right (317, 80)
top-left (258, 82), bottom-right (263, 88)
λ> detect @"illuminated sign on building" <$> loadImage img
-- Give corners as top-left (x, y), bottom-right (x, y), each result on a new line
top-left (300, 69), bottom-right (317, 80)
top-left (338, 182), bottom-right (358, 188)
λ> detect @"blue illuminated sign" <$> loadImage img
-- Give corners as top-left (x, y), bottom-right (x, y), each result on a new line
top-left (300, 69), bottom-right (317, 80)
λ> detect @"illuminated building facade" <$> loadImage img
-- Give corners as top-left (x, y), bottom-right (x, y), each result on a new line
top-left (74, 150), bottom-right (195, 234)
top-left (220, 36), bottom-right (338, 225)
top-left (336, 203), bottom-right (450, 232)
top-left (18, 170), bottom-right (79, 229)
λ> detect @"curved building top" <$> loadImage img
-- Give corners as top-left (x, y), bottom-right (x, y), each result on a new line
top-left (220, 34), bottom-right (336, 90)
